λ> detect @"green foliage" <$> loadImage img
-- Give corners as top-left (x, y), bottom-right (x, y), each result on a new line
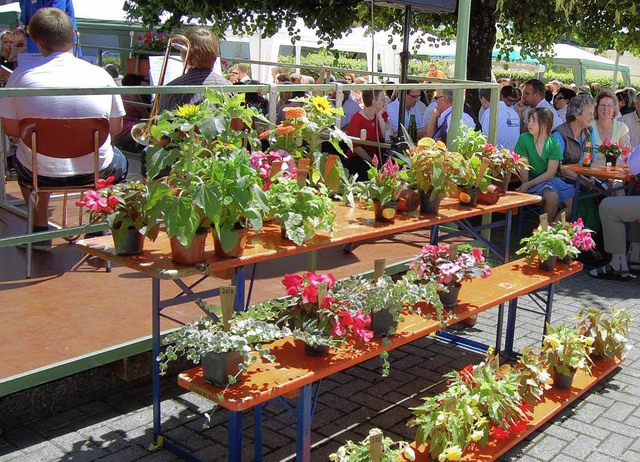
top-left (541, 323), bottom-right (594, 376)
top-left (515, 223), bottom-right (577, 264)
top-left (329, 428), bottom-right (415, 462)
top-left (575, 308), bottom-right (632, 360)
top-left (266, 178), bottom-right (336, 245)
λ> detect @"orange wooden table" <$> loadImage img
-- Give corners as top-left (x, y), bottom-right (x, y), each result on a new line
top-left (561, 164), bottom-right (635, 220)
top-left (177, 258), bottom-right (582, 462)
top-left (410, 358), bottom-right (623, 461)
top-left (76, 193), bottom-right (542, 462)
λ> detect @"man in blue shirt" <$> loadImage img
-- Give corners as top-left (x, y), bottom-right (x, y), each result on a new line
top-left (21, 1), bottom-right (77, 53)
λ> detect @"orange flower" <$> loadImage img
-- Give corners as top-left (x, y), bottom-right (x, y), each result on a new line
top-left (258, 129), bottom-right (272, 140)
top-left (283, 106), bottom-right (307, 119)
top-left (276, 124), bottom-right (296, 136)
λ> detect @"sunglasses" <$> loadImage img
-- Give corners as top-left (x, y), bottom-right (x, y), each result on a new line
top-left (408, 93), bottom-right (421, 99)
top-left (554, 96), bottom-right (564, 101)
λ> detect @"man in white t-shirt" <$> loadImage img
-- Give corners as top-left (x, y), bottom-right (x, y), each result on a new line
top-left (515, 78), bottom-right (561, 132)
top-left (478, 86), bottom-right (520, 151)
top-left (0, 7), bottom-right (126, 249)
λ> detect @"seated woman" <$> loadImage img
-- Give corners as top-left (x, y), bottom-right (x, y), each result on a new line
top-left (112, 73), bottom-right (150, 154)
top-left (344, 89), bottom-right (387, 180)
top-left (515, 107), bottom-right (574, 222)
top-left (589, 145), bottom-right (640, 280)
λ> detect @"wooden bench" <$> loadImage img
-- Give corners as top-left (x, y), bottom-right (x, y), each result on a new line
top-left (177, 258), bottom-right (583, 462)
top-left (408, 358), bottom-right (623, 461)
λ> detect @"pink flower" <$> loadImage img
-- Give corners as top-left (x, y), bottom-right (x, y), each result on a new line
top-left (484, 143), bottom-right (496, 153)
top-left (372, 154), bottom-right (379, 166)
top-left (301, 284), bottom-right (319, 304)
top-left (352, 310), bottom-right (373, 342)
top-left (602, 138), bottom-right (612, 147)
top-left (512, 152), bottom-right (521, 163)
top-left (471, 247), bottom-right (485, 262)
top-left (282, 273), bottom-right (303, 295)
top-left (80, 190), bottom-right (108, 212)
top-left (481, 265), bottom-right (492, 278)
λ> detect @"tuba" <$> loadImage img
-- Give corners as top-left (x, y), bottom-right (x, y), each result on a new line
top-left (131, 35), bottom-right (191, 146)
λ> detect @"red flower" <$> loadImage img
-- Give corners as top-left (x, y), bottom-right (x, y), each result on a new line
top-left (96, 176), bottom-right (115, 190)
top-left (490, 424), bottom-right (511, 440)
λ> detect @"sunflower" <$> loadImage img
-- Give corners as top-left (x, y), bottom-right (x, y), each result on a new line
top-left (311, 96), bottom-right (332, 115)
top-left (283, 106), bottom-right (307, 120)
top-left (174, 103), bottom-right (201, 120)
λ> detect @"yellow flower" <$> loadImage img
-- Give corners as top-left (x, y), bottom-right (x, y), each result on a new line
top-left (174, 103), bottom-right (200, 119)
top-left (545, 335), bottom-right (560, 349)
top-left (311, 95), bottom-right (332, 114)
top-left (438, 445), bottom-right (463, 461)
top-left (283, 106), bottom-right (307, 119)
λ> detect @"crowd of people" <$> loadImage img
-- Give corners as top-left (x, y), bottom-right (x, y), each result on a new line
top-left (1, 9), bottom-right (639, 282)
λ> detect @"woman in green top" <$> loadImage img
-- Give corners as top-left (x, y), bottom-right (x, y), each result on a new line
top-left (515, 107), bottom-right (574, 222)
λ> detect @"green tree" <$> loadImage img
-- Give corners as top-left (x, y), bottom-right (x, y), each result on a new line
top-left (123, 0), bottom-right (635, 86)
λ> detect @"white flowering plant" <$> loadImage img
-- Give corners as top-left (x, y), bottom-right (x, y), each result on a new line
top-left (575, 307), bottom-right (632, 360)
top-left (541, 323), bottom-right (594, 376)
top-left (329, 428), bottom-right (415, 462)
top-left (409, 353), bottom-right (532, 461)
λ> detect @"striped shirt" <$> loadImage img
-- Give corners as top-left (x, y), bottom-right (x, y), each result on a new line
top-left (157, 69), bottom-right (231, 112)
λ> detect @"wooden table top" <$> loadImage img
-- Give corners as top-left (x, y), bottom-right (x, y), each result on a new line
top-left (177, 258), bottom-right (582, 412)
top-left (562, 164), bottom-right (633, 182)
top-left (76, 192), bottom-right (541, 280)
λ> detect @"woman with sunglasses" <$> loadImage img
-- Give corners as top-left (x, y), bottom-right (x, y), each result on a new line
top-left (552, 87), bottom-right (576, 123)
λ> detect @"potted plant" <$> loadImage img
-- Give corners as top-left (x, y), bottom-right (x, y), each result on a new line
top-left (541, 322), bottom-right (594, 389)
top-left (575, 307), bottom-right (632, 361)
top-left (453, 153), bottom-right (493, 207)
top-left (407, 243), bottom-right (492, 310)
top-left (409, 353), bottom-right (531, 462)
top-left (267, 177), bottom-right (335, 245)
top-left (146, 92), bottom-right (268, 263)
top-left (200, 144), bottom-right (269, 258)
top-left (280, 272), bottom-right (374, 355)
top-left (360, 156), bottom-right (409, 222)
top-left (157, 301), bottom-right (291, 388)
top-left (515, 223), bottom-right (578, 271)
top-left (398, 137), bottom-right (461, 215)
top-left (554, 218), bottom-right (596, 263)
top-left (259, 95), bottom-right (352, 191)
top-left (329, 428), bottom-right (415, 462)
top-left (597, 138), bottom-right (631, 167)
top-left (76, 177), bottom-right (159, 255)
top-left (127, 30), bottom-right (167, 75)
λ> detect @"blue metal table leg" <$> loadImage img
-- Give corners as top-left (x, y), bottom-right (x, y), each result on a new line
top-left (495, 302), bottom-right (504, 352)
top-left (430, 224), bottom-right (439, 245)
top-left (296, 384), bottom-right (312, 462)
top-left (571, 175), bottom-right (581, 221)
top-left (152, 277), bottom-right (162, 443)
top-left (504, 298), bottom-right (519, 357)
top-left (228, 411), bottom-right (242, 462)
top-left (254, 405), bottom-right (263, 462)
top-left (504, 209), bottom-right (513, 263)
top-left (542, 283), bottom-right (556, 344)
top-left (232, 266), bottom-right (246, 311)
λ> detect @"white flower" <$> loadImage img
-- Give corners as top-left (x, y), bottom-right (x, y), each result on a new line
top-left (537, 370), bottom-right (551, 384)
top-left (403, 446), bottom-right (416, 461)
top-left (470, 430), bottom-right (484, 442)
top-left (613, 333), bottom-right (627, 344)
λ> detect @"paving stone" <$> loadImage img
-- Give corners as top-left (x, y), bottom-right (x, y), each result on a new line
top-left (562, 434), bottom-right (599, 460)
top-left (17, 441), bottom-right (65, 461)
top-left (524, 434), bottom-right (568, 459)
top-left (1, 426), bottom-right (45, 450)
top-left (93, 444), bottom-right (149, 462)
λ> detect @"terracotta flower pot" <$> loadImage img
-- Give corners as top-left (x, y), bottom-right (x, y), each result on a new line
top-left (212, 227), bottom-right (248, 259)
top-left (169, 231), bottom-right (208, 265)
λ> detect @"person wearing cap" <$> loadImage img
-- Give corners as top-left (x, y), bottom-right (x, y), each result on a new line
top-left (589, 145), bottom-right (640, 280)
top-left (620, 93), bottom-right (640, 149)
top-left (478, 86), bottom-right (520, 151)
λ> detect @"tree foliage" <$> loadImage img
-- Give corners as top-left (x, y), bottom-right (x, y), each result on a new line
top-left (124, 0), bottom-right (639, 84)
